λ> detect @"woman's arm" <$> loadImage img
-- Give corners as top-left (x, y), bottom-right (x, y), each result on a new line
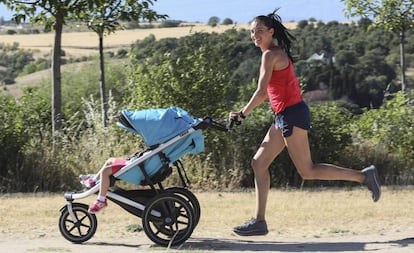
top-left (240, 50), bottom-right (275, 116)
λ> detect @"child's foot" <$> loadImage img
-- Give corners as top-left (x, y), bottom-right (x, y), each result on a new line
top-left (88, 199), bottom-right (107, 213)
top-left (79, 174), bottom-right (96, 188)
top-left (362, 165), bottom-right (381, 202)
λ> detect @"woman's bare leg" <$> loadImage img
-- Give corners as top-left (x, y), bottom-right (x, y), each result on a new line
top-left (252, 124), bottom-right (286, 220)
top-left (285, 127), bottom-right (364, 182)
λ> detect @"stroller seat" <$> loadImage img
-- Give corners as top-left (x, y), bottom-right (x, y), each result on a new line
top-left (114, 106), bottom-right (204, 185)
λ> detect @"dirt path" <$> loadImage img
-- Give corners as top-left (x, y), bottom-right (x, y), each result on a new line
top-left (1, 230), bottom-right (414, 253)
top-left (1, 189), bottom-right (414, 252)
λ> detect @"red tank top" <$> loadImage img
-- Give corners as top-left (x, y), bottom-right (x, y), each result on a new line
top-left (267, 60), bottom-right (303, 114)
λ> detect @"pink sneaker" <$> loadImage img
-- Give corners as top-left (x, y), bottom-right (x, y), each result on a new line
top-left (80, 177), bottom-right (96, 188)
top-left (84, 178), bottom-right (96, 188)
top-left (88, 199), bottom-right (107, 213)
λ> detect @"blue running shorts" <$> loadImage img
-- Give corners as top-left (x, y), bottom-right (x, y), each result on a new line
top-left (274, 101), bottom-right (311, 137)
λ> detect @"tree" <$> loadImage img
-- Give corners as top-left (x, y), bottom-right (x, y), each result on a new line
top-left (222, 18), bottom-right (233, 25)
top-left (77, 0), bottom-right (166, 127)
top-left (342, 0), bottom-right (414, 92)
top-left (207, 16), bottom-right (220, 27)
top-left (1, 0), bottom-right (87, 139)
top-left (128, 32), bottom-right (232, 116)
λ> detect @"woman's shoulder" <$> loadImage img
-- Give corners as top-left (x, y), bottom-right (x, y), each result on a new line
top-left (262, 47), bottom-right (284, 60)
top-left (266, 48), bottom-right (288, 70)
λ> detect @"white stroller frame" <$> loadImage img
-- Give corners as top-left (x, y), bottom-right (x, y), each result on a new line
top-left (58, 117), bottom-right (228, 247)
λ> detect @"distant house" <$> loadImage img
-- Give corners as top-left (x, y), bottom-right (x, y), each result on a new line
top-left (306, 53), bottom-right (335, 65)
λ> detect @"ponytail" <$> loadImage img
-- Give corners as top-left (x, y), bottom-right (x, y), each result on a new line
top-left (253, 8), bottom-right (296, 62)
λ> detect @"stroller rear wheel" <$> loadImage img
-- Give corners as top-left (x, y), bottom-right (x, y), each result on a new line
top-left (58, 202), bottom-right (97, 243)
top-left (142, 193), bottom-right (194, 247)
top-left (165, 187), bottom-right (201, 227)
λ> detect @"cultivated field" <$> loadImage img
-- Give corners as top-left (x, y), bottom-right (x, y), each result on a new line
top-left (2, 23), bottom-right (256, 97)
top-left (0, 23), bottom-right (256, 57)
top-left (1, 187), bottom-right (414, 252)
top-left (0, 22), bottom-right (301, 57)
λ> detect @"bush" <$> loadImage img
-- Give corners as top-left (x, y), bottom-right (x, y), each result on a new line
top-left (308, 101), bottom-right (353, 163)
top-left (116, 48), bottom-right (128, 58)
top-left (351, 91), bottom-right (414, 177)
top-left (159, 20), bottom-right (181, 28)
top-left (6, 29), bottom-right (16, 35)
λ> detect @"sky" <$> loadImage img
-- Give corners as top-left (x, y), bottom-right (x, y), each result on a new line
top-left (0, 0), bottom-right (353, 24)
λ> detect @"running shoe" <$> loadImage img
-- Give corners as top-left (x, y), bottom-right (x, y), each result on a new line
top-left (233, 218), bottom-right (268, 236)
top-left (88, 199), bottom-right (107, 213)
top-left (362, 165), bottom-right (381, 202)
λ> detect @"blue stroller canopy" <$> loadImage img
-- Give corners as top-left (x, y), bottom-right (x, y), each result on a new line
top-left (116, 107), bottom-right (205, 185)
top-left (117, 106), bottom-right (201, 147)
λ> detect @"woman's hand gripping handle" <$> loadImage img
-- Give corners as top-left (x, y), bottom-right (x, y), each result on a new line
top-left (228, 111), bottom-right (246, 130)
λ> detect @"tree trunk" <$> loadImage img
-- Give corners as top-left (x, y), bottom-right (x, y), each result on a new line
top-left (52, 14), bottom-right (63, 136)
top-left (99, 34), bottom-right (107, 128)
top-left (399, 30), bottom-right (406, 92)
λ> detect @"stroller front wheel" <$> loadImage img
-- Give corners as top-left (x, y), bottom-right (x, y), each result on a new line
top-left (58, 202), bottom-right (98, 243)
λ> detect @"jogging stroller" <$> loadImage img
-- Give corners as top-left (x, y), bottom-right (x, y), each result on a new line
top-left (58, 106), bottom-right (228, 246)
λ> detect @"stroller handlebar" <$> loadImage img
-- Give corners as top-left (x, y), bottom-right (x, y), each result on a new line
top-left (194, 117), bottom-right (230, 132)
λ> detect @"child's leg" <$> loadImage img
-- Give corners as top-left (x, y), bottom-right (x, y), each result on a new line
top-left (98, 164), bottom-right (113, 198)
top-left (93, 158), bottom-right (115, 180)
top-left (88, 158), bottom-right (115, 213)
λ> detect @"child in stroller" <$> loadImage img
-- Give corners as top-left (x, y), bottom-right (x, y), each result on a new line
top-left (79, 106), bottom-right (216, 213)
top-left (59, 106), bottom-right (228, 247)
top-left (80, 157), bottom-right (130, 213)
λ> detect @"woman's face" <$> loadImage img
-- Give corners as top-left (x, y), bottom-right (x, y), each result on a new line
top-left (250, 20), bottom-right (274, 48)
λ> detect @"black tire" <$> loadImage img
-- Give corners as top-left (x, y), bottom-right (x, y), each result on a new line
top-left (58, 202), bottom-right (97, 243)
top-left (165, 187), bottom-right (201, 227)
top-left (142, 193), bottom-right (194, 247)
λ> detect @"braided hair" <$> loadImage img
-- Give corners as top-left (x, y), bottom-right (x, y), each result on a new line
top-left (253, 8), bottom-right (296, 62)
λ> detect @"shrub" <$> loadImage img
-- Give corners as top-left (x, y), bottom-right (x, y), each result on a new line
top-left (159, 20), bottom-right (181, 28)
top-left (6, 29), bottom-right (16, 35)
top-left (351, 91), bottom-right (414, 180)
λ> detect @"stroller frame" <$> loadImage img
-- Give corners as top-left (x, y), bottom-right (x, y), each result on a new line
top-left (58, 117), bottom-right (228, 247)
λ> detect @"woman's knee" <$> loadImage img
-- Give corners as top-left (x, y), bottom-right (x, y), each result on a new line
top-left (296, 164), bottom-right (317, 179)
top-left (105, 157), bottom-right (115, 165)
top-left (251, 158), bottom-right (268, 174)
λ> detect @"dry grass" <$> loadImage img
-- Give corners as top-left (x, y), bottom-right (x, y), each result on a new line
top-left (1, 187), bottom-right (413, 241)
top-left (195, 187), bottom-right (414, 239)
top-left (6, 61), bottom-right (99, 98)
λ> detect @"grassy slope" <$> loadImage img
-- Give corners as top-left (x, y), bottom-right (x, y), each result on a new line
top-left (0, 23), bottom-right (253, 57)
top-left (1, 23), bottom-right (250, 98)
